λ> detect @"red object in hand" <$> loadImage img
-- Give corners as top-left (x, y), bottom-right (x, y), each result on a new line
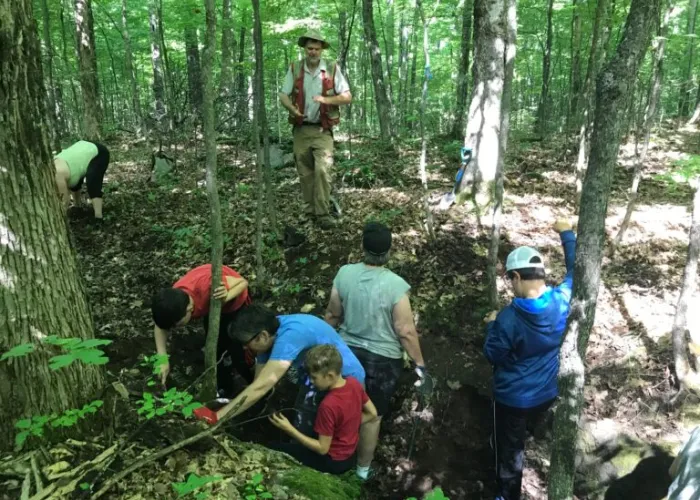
top-left (193, 407), bottom-right (218, 425)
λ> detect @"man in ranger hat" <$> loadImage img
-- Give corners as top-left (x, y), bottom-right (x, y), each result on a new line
top-left (279, 30), bottom-right (352, 230)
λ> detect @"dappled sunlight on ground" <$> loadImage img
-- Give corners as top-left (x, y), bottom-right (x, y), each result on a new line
top-left (607, 203), bottom-right (691, 244)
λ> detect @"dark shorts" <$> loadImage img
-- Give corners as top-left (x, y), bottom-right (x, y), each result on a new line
top-left (71, 142), bottom-right (110, 198)
top-left (350, 346), bottom-right (402, 416)
top-left (270, 442), bottom-right (355, 474)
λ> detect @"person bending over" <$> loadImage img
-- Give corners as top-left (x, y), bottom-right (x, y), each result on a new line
top-left (54, 140), bottom-right (110, 219)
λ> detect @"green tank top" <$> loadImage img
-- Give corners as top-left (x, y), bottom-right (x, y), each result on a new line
top-left (55, 141), bottom-right (99, 187)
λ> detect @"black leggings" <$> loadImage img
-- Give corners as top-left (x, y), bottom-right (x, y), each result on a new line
top-left (71, 142), bottom-right (110, 198)
top-left (270, 442), bottom-right (356, 474)
top-left (203, 310), bottom-right (254, 394)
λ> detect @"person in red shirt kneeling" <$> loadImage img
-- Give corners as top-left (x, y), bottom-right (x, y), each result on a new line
top-left (151, 264), bottom-right (254, 397)
top-left (268, 344), bottom-right (377, 474)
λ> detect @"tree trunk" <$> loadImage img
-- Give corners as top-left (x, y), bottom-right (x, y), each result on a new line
top-left (688, 80), bottom-right (700, 125)
top-left (458, 0), bottom-right (506, 215)
top-left (407, 6), bottom-right (419, 131)
top-left (0, 0), bottom-right (104, 450)
top-left (680, 0), bottom-right (699, 118)
top-left (235, 24), bottom-right (248, 128)
top-left (574, 0), bottom-right (610, 209)
top-left (548, 0), bottom-right (661, 496)
top-left (397, 7), bottom-right (408, 128)
top-left (362, 0), bottom-right (393, 141)
top-left (251, 0), bottom-right (266, 282)
top-left (41, 0), bottom-right (62, 151)
top-left (60, 0), bottom-right (80, 135)
top-left (149, 0), bottom-right (167, 138)
top-left (614, 4), bottom-right (670, 248)
top-left (535, 0), bottom-right (554, 137)
top-left (122, 0), bottom-right (145, 136)
top-left (379, 0), bottom-right (395, 118)
top-left (219, 0), bottom-right (235, 98)
top-left (252, 0), bottom-right (277, 234)
top-left (450, 0), bottom-right (474, 139)
top-left (200, 0), bottom-right (221, 402)
top-left (567, 0), bottom-right (582, 130)
top-left (416, 0), bottom-right (435, 240)
top-left (488, 0), bottom-right (516, 309)
top-left (672, 179), bottom-right (700, 389)
top-left (74, 0), bottom-right (101, 139)
top-left (185, 25), bottom-right (203, 119)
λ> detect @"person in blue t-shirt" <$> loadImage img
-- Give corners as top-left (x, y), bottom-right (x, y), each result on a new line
top-left (483, 218), bottom-right (576, 500)
top-left (194, 304), bottom-right (365, 426)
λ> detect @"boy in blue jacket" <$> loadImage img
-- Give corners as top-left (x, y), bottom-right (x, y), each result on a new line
top-left (483, 218), bottom-right (576, 500)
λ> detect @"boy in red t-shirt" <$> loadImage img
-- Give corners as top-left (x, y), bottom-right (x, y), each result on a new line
top-left (151, 264), bottom-right (253, 396)
top-left (268, 344), bottom-right (378, 474)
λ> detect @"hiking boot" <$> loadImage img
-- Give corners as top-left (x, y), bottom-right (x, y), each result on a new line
top-left (316, 215), bottom-right (338, 229)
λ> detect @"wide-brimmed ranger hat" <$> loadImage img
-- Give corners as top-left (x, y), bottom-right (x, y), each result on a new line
top-left (298, 30), bottom-right (330, 49)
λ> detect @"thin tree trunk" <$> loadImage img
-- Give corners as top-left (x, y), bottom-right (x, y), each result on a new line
top-left (235, 24), bottom-right (247, 128)
top-left (416, 0), bottom-right (436, 240)
top-left (149, 0), bottom-right (167, 139)
top-left (219, 0), bottom-right (234, 98)
top-left (122, 0), bottom-right (145, 136)
top-left (458, 0), bottom-right (506, 215)
top-left (74, 0), bottom-right (102, 139)
top-left (60, 0), bottom-right (80, 135)
top-left (672, 179), bottom-right (700, 388)
top-left (0, 0), bottom-right (104, 449)
top-left (397, 7), bottom-right (408, 128)
top-left (614, 5), bottom-right (670, 248)
top-left (548, 0), bottom-right (661, 495)
top-left (185, 25), bottom-right (203, 119)
top-left (536, 0), bottom-right (554, 137)
top-left (251, 0), bottom-right (265, 282)
top-left (200, 0), bottom-right (221, 402)
top-left (567, 0), bottom-right (582, 130)
top-left (450, 0), bottom-right (474, 139)
top-left (252, 0), bottom-right (277, 233)
top-left (488, 0), bottom-right (516, 308)
top-left (680, 0), bottom-right (699, 118)
top-left (363, 0), bottom-right (394, 141)
top-left (689, 81), bottom-right (700, 125)
top-left (378, 0), bottom-right (395, 118)
top-left (407, 6), bottom-right (419, 130)
top-left (41, 0), bottom-right (62, 151)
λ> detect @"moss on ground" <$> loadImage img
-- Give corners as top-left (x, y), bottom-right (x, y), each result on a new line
top-left (276, 467), bottom-right (361, 500)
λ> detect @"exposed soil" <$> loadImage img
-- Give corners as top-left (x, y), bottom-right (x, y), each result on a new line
top-left (65, 121), bottom-right (700, 499)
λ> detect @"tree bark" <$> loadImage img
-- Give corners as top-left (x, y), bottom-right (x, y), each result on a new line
top-left (74, 0), bottom-right (101, 139)
top-left (41, 0), bottom-right (62, 151)
top-left (672, 179), bottom-right (700, 389)
top-left (488, 0), bottom-right (516, 309)
top-left (122, 0), bottom-right (145, 136)
top-left (680, 0), bottom-right (699, 118)
top-left (185, 25), bottom-right (203, 119)
top-left (149, 0), bottom-right (167, 139)
top-left (458, 0), bottom-right (506, 215)
top-left (535, 0), bottom-right (554, 137)
top-left (614, 4), bottom-right (670, 248)
top-left (251, 0), bottom-right (266, 283)
top-left (397, 7), bottom-right (408, 128)
top-left (252, 0), bottom-right (277, 234)
top-left (547, 0), bottom-right (661, 496)
top-left (450, 0), bottom-right (474, 139)
top-left (218, 0), bottom-right (235, 98)
top-left (235, 24), bottom-right (248, 128)
top-left (363, 0), bottom-right (394, 141)
top-left (60, 0), bottom-right (80, 135)
top-left (407, 6), bottom-right (419, 130)
top-left (0, 0), bottom-right (104, 450)
top-left (574, 0), bottom-right (611, 209)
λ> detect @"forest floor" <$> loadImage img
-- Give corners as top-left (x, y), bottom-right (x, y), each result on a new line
top-left (66, 121), bottom-right (700, 500)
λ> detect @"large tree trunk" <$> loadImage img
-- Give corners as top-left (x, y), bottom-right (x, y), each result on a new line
top-left (567, 0), bottom-right (583, 130)
top-left (122, 0), bottom-right (145, 136)
top-left (672, 179), bottom-right (700, 389)
top-left (362, 0), bottom-right (393, 141)
top-left (614, 4), bottom-right (671, 248)
top-left (251, 0), bottom-right (277, 234)
top-left (0, 0), bottom-right (104, 450)
top-left (74, 0), bottom-right (101, 139)
top-left (149, 0), bottom-right (167, 139)
top-left (200, 0), bottom-right (221, 401)
top-left (680, 0), bottom-right (699, 118)
top-left (547, 0), bottom-right (661, 496)
top-left (458, 0), bottom-right (507, 215)
top-left (535, 0), bottom-right (554, 137)
top-left (488, 0), bottom-right (516, 308)
top-left (450, 0), bottom-right (474, 139)
top-left (574, 0), bottom-right (611, 208)
top-left (41, 0), bottom-right (62, 151)
top-left (185, 25), bottom-right (203, 119)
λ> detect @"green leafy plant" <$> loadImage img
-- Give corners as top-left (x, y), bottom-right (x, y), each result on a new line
top-left (405, 487), bottom-right (450, 500)
top-left (295, 257), bottom-right (308, 265)
top-left (136, 388), bottom-right (202, 419)
top-left (241, 473), bottom-right (274, 500)
top-left (1, 336), bottom-right (111, 368)
top-left (172, 473), bottom-right (222, 499)
top-left (14, 400), bottom-right (103, 449)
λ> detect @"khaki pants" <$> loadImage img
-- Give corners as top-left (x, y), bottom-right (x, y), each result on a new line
top-left (292, 125), bottom-right (333, 216)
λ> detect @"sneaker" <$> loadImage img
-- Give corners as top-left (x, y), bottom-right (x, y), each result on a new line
top-left (355, 466), bottom-right (375, 481)
top-left (316, 215), bottom-right (338, 229)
